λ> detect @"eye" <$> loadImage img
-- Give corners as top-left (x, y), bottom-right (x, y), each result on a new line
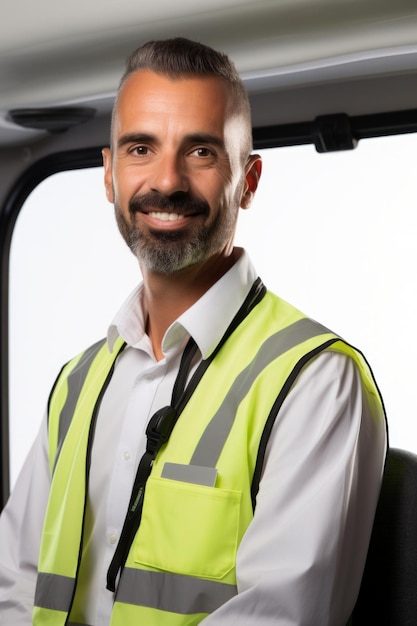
top-left (130, 145), bottom-right (150, 156)
top-left (192, 147), bottom-right (214, 158)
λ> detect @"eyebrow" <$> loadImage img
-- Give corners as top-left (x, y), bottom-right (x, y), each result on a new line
top-left (184, 133), bottom-right (226, 152)
top-left (116, 132), bottom-right (226, 152)
top-left (117, 133), bottom-right (155, 150)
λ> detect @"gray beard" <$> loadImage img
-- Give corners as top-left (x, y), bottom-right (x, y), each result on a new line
top-left (115, 207), bottom-right (236, 275)
top-left (131, 227), bottom-right (210, 275)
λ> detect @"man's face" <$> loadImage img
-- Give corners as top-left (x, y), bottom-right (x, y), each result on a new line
top-left (103, 70), bottom-right (260, 275)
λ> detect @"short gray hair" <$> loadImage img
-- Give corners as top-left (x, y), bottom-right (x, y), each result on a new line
top-left (112, 37), bottom-right (253, 157)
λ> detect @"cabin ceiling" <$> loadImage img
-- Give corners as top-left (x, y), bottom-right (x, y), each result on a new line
top-left (2, 0), bottom-right (417, 146)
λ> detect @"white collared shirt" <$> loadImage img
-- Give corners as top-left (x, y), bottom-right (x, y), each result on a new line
top-left (0, 250), bottom-right (387, 625)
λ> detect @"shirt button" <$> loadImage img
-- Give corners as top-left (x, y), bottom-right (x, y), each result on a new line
top-left (109, 532), bottom-right (118, 545)
top-left (123, 451), bottom-right (131, 461)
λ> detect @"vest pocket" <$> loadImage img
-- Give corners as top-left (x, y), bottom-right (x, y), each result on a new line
top-left (133, 476), bottom-right (241, 580)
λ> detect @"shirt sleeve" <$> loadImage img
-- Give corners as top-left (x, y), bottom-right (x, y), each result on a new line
top-left (202, 351), bottom-right (387, 625)
top-left (0, 414), bottom-right (51, 625)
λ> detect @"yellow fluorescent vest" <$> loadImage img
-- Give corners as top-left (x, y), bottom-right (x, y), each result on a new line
top-left (33, 289), bottom-right (385, 626)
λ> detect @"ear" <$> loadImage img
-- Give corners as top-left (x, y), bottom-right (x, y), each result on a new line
top-left (102, 147), bottom-right (114, 203)
top-left (240, 154), bottom-right (262, 209)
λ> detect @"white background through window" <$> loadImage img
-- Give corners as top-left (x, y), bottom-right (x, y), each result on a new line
top-left (9, 135), bottom-right (417, 488)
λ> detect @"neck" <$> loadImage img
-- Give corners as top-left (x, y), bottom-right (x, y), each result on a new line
top-left (142, 248), bottom-right (241, 360)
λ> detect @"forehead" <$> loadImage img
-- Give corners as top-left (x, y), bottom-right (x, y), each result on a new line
top-left (113, 70), bottom-right (235, 136)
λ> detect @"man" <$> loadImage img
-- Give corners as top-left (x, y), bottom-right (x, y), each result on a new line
top-left (0, 38), bottom-right (387, 625)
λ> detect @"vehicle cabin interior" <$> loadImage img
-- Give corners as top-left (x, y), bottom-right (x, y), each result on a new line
top-left (1, 1), bottom-right (417, 623)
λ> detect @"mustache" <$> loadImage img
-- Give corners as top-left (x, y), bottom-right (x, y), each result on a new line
top-left (129, 192), bottom-right (210, 216)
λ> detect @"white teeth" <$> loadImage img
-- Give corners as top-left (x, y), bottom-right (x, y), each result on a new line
top-left (149, 212), bottom-right (184, 221)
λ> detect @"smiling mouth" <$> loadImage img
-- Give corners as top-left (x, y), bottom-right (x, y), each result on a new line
top-left (148, 211), bottom-right (186, 222)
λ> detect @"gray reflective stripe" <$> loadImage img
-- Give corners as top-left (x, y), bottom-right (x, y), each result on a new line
top-left (54, 338), bottom-right (106, 467)
top-left (116, 568), bottom-right (237, 615)
top-left (191, 317), bottom-right (333, 468)
top-left (34, 572), bottom-right (75, 612)
top-left (58, 338), bottom-right (106, 448)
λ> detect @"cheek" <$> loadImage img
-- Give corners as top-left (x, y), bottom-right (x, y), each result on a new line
top-left (202, 171), bottom-right (235, 203)
top-left (114, 167), bottom-right (147, 201)
top-left (109, 170), bottom-right (133, 207)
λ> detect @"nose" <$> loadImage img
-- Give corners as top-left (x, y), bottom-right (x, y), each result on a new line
top-left (151, 152), bottom-right (189, 196)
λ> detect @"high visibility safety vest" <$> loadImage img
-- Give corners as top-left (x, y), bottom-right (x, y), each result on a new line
top-left (33, 286), bottom-right (385, 626)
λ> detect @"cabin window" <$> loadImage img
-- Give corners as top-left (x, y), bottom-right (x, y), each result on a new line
top-left (8, 168), bottom-right (139, 487)
top-left (8, 132), bottom-right (417, 488)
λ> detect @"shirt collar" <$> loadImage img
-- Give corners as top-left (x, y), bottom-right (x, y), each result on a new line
top-left (107, 249), bottom-right (258, 359)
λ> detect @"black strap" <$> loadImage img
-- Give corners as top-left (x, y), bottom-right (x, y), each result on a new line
top-left (106, 338), bottom-right (197, 591)
top-left (171, 337), bottom-right (199, 405)
top-left (107, 278), bottom-right (266, 592)
top-left (175, 277), bottom-right (266, 416)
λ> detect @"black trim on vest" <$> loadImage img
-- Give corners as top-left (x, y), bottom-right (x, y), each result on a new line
top-left (250, 337), bottom-right (339, 510)
top-left (68, 340), bottom-right (127, 621)
top-left (251, 336), bottom-right (389, 510)
top-left (54, 339), bottom-right (107, 471)
top-left (107, 278), bottom-right (267, 591)
top-left (107, 338), bottom-right (199, 592)
top-left (47, 363), bottom-right (69, 427)
top-left (176, 277), bottom-right (266, 415)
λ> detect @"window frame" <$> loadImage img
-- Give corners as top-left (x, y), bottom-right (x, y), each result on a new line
top-left (2, 107), bottom-right (417, 507)
top-left (0, 147), bottom-right (103, 506)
